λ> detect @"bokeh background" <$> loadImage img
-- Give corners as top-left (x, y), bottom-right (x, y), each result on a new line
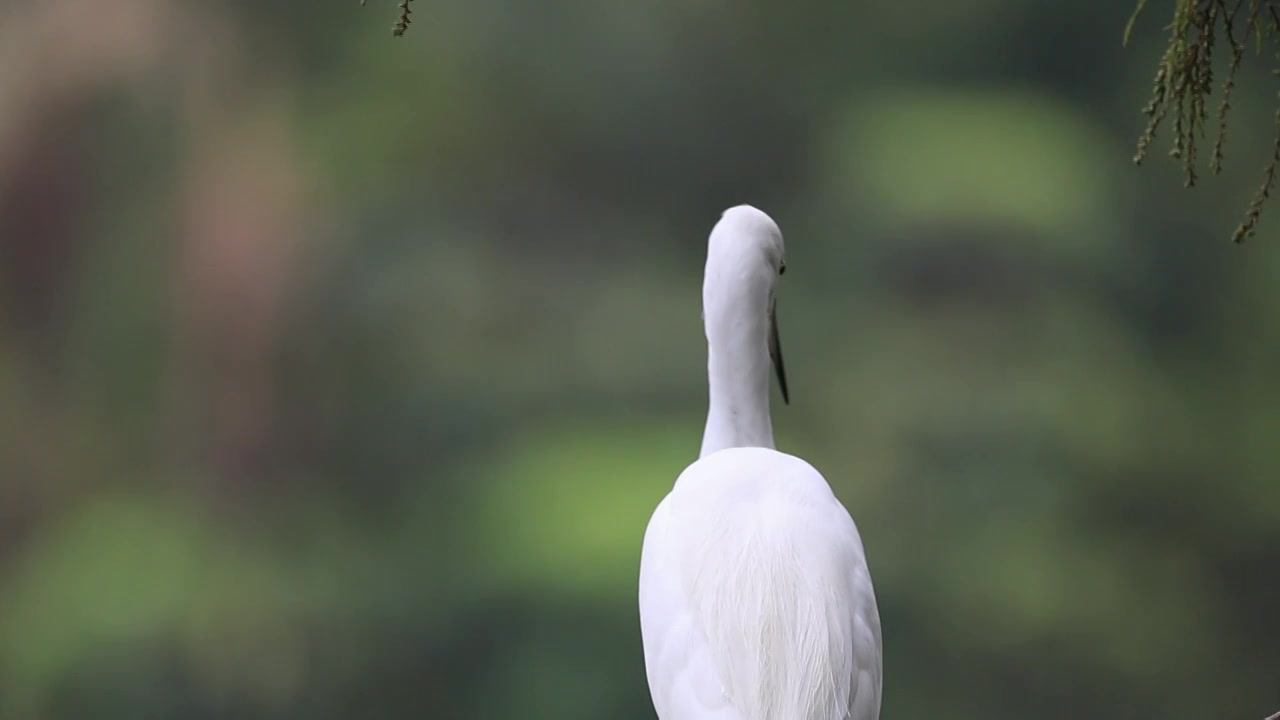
top-left (1, 0), bottom-right (1278, 718)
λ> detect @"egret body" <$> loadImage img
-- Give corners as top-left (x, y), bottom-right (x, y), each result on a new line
top-left (638, 206), bottom-right (882, 720)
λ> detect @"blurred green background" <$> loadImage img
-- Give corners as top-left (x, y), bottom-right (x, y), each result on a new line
top-left (1, 0), bottom-right (1278, 718)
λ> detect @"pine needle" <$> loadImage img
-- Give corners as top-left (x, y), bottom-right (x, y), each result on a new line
top-left (361, 0), bottom-right (416, 37)
top-left (1125, 0), bottom-right (1151, 45)
top-left (1129, 0), bottom-right (1280, 241)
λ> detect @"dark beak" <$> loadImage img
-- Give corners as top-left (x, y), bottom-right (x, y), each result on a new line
top-left (768, 298), bottom-right (790, 405)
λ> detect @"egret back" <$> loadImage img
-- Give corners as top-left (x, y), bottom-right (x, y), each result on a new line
top-left (639, 447), bottom-right (882, 720)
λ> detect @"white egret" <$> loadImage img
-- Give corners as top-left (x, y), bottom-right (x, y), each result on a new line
top-left (638, 205), bottom-right (882, 720)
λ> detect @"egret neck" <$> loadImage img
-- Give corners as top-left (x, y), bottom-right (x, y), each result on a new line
top-left (698, 206), bottom-right (787, 458)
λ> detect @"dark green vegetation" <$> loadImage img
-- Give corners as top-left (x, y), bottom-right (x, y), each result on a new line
top-left (1128, 0), bottom-right (1280, 240)
top-left (1, 1), bottom-right (1278, 719)
top-left (363, 0), bottom-right (416, 37)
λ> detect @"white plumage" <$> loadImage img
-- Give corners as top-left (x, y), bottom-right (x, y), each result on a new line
top-left (639, 206), bottom-right (882, 720)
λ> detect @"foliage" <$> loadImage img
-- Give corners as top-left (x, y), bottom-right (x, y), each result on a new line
top-left (1128, 0), bottom-right (1280, 241)
top-left (362, 0), bottom-right (414, 37)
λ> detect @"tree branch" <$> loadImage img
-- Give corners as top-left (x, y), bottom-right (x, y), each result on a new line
top-left (1128, 0), bottom-right (1280, 242)
top-left (360, 0), bottom-right (415, 37)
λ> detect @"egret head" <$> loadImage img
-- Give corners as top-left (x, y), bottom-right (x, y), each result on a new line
top-left (710, 205), bottom-right (787, 278)
top-left (703, 205), bottom-right (790, 404)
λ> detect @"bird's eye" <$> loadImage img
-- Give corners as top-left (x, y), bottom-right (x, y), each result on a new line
top-left (779, 261), bottom-right (787, 276)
